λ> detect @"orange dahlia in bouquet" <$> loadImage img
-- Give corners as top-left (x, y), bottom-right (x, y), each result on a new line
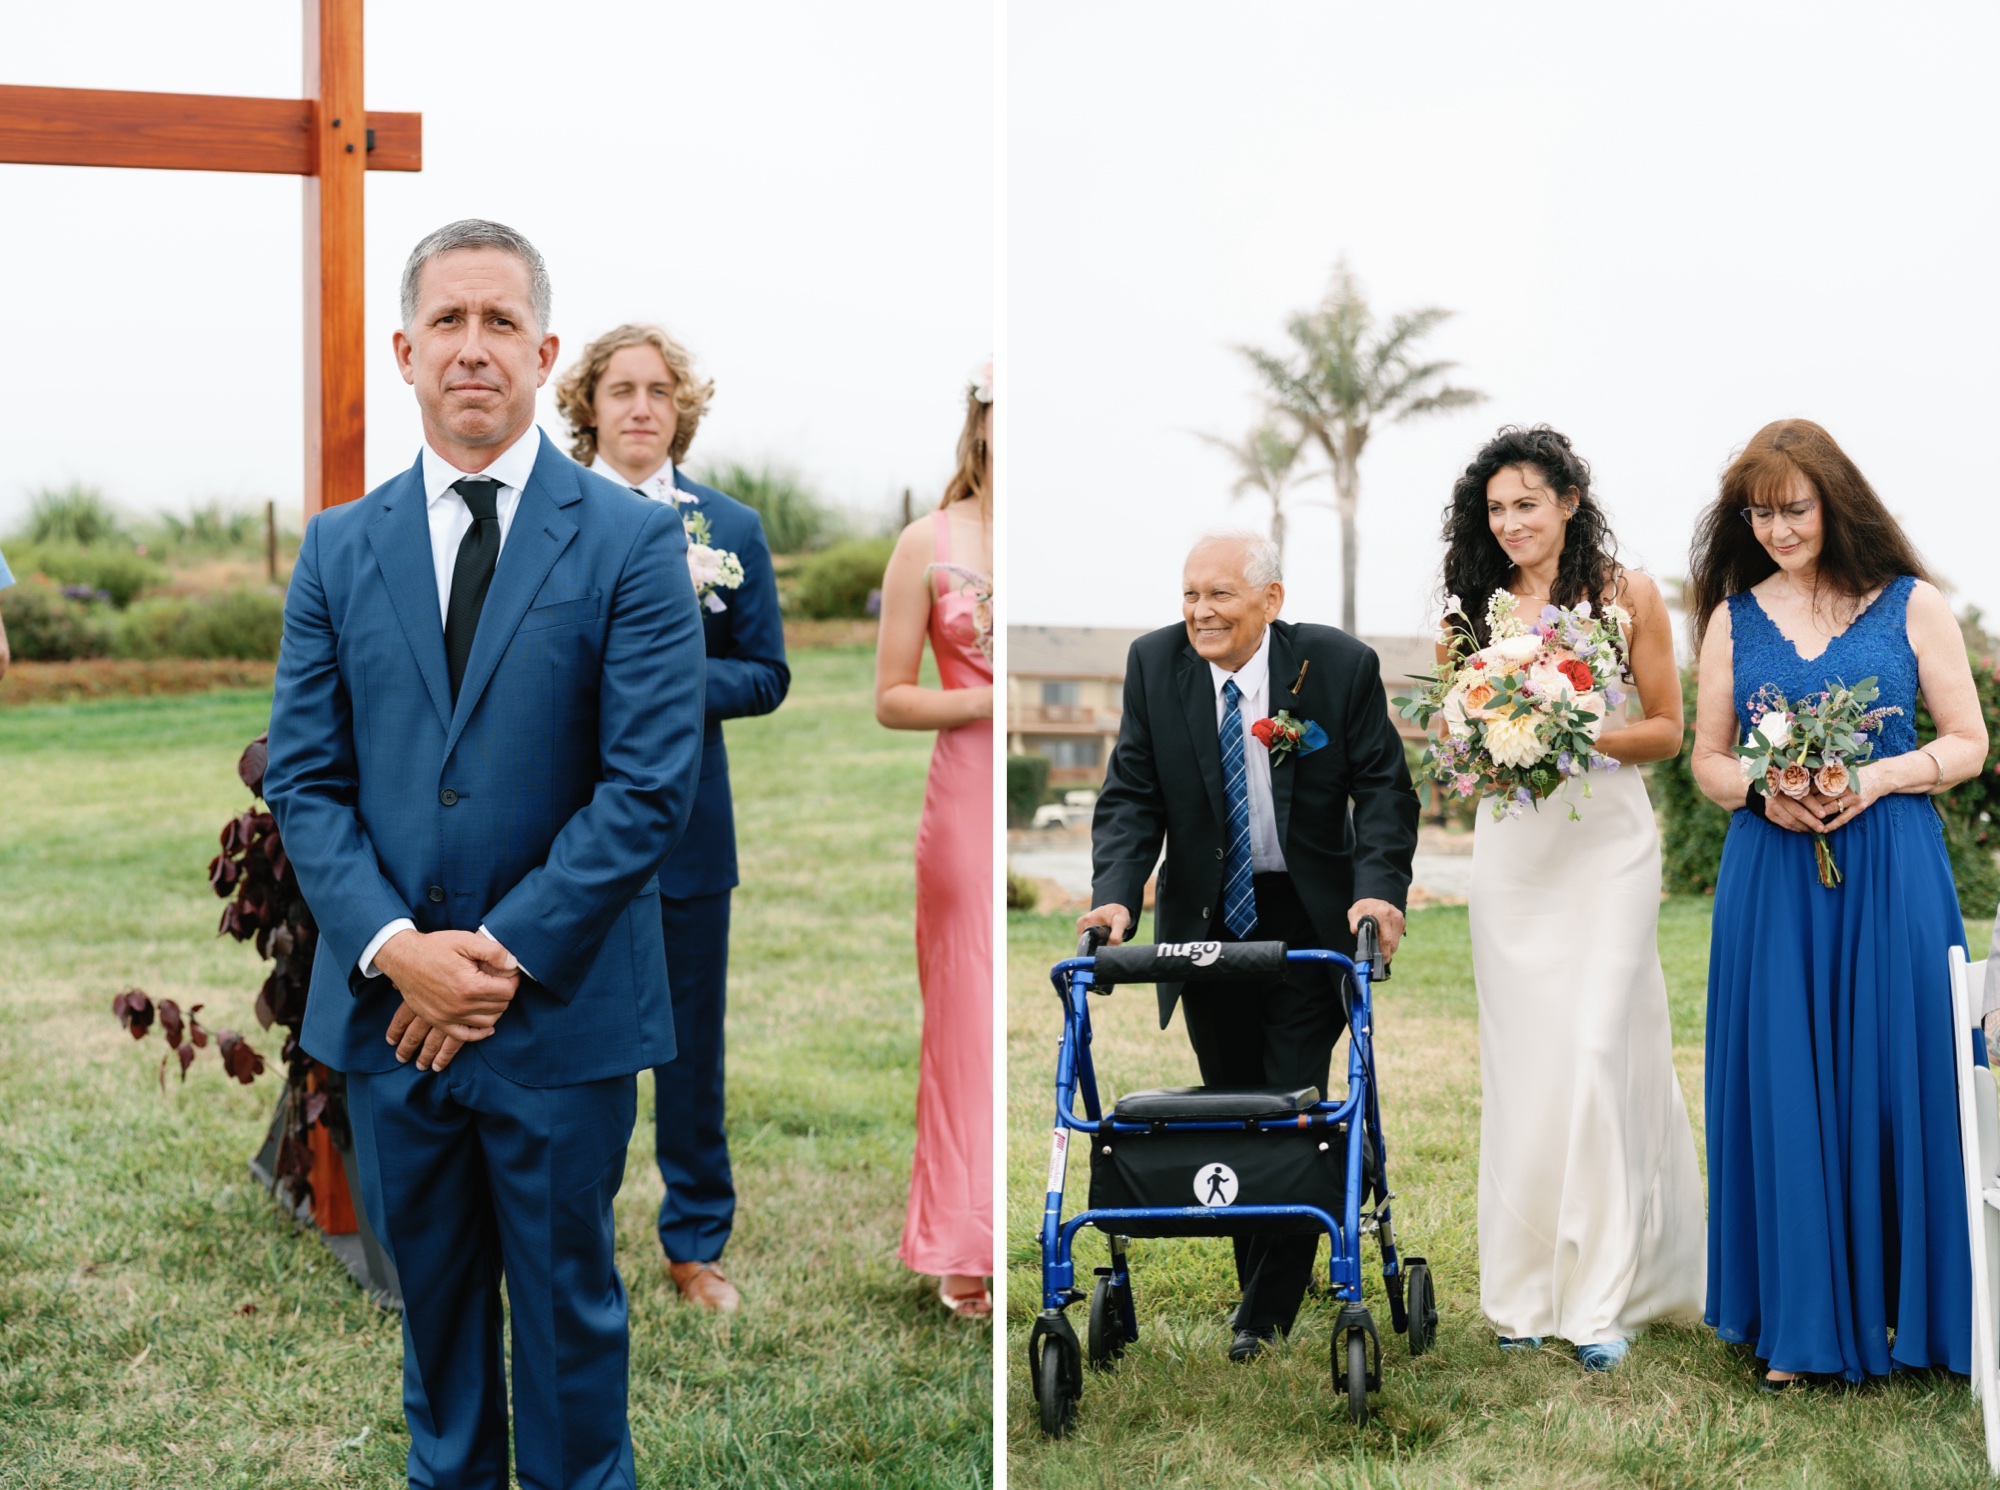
top-left (1733, 678), bottom-right (1902, 887)
top-left (1395, 590), bottom-right (1631, 821)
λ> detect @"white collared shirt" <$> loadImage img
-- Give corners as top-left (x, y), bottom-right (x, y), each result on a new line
top-left (358, 425), bottom-right (542, 982)
top-left (418, 425), bottom-right (540, 625)
top-left (1207, 626), bottom-right (1288, 874)
top-left (591, 453), bottom-right (684, 507)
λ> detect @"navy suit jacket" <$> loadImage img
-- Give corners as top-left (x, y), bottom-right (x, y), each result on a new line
top-left (265, 434), bottom-right (708, 1087)
top-left (657, 469), bottom-right (790, 900)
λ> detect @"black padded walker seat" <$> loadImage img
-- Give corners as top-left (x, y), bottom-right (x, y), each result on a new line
top-left (1112, 1084), bottom-right (1321, 1122)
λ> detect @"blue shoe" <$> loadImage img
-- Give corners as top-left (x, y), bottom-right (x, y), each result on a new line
top-left (1497, 1335), bottom-right (1542, 1351)
top-left (1577, 1340), bottom-right (1630, 1372)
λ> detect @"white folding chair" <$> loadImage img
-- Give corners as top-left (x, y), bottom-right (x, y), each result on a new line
top-left (1948, 946), bottom-right (2000, 1475)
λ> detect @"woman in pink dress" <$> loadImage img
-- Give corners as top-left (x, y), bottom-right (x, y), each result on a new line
top-left (875, 362), bottom-right (994, 1317)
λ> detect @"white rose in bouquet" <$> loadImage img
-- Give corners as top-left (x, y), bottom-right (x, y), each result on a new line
top-left (1528, 661), bottom-right (1575, 701)
top-left (1754, 710), bottom-right (1791, 749)
top-left (1575, 692), bottom-right (1609, 740)
top-left (1491, 634), bottom-right (1543, 666)
top-left (1441, 682), bottom-right (1472, 738)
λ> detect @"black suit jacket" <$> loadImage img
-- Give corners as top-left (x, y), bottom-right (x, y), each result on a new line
top-left (1090, 619), bottom-right (1420, 1027)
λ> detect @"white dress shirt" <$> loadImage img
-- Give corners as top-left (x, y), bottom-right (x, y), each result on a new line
top-left (591, 452), bottom-right (683, 507)
top-left (419, 425), bottom-right (540, 623)
top-left (1207, 626), bottom-right (1288, 874)
top-left (357, 427), bottom-right (543, 981)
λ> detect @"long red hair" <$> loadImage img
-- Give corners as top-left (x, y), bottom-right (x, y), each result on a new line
top-left (1686, 418), bottom-right (1929, 650)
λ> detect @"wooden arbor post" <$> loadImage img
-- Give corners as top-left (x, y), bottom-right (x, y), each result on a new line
top-left (0, 0), bottom-right (420, 518)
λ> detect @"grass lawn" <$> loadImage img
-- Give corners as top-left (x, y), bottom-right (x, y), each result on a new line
top-left (1005, 900), bottom-right (1996, 1489)
top-left (0, 648), bottom-right (991, 1488)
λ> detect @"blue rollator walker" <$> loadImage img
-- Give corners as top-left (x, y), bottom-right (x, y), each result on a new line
top-left (1029, 917), bottom-right (1438, 1434)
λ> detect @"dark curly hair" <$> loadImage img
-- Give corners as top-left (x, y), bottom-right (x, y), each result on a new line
top-left (1685, 418), bottom-right (1929, 652)
top-left (1441, 424), bottom-right (1620, 646)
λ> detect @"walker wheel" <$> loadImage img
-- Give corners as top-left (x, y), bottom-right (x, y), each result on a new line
top-left (1405, 1258), bottom-right (1438, 1358)
top-left (1342, 1329), bottom-right (1370, 1426)
top-left (1036, 1331), bottom-right (1079, 1437)
top-left (1087, 1276), bottom-right (1127, 1369)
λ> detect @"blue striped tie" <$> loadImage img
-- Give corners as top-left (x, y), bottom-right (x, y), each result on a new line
top-left (1219, 678), bottom-right (1257, 938)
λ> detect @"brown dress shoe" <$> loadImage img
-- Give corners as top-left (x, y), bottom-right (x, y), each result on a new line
top-left (666, 1259), bottom-right (741, 1314)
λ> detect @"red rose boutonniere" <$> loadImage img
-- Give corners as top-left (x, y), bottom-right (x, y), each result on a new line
top-left (1250, 709), bottom-right (1328, 765)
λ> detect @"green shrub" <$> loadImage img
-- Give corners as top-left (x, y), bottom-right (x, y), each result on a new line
top-left (1919, 653), bottom-right (2000, 920)
top-left (692, 461), bottom-right (843, 555)
top-left (21, 484), bottom-right (127, 547)
top-left (0, 579), bottom-right (112, 660)
top-left (789, 537), bottom-right (896, 620)
top-left (111, 589), bottom-right (286, 661)
top-left (1007, 752), bottom-right (1051, 828)
top-left (146, 500), bottom-right (266, 559)
top-left (1657, 664), bottom-right (1733, 895)
top-left (5, 542), bottom-right (165, 608)
top-left (1007, 868), bottom-right (1040, 911)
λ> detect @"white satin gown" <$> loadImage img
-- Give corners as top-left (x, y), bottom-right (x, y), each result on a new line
top-left (1469, 762), bottom-right (1706, 1345)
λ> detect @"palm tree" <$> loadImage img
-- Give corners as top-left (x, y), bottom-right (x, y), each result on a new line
top-left (1241, 262), bottom-right (1485, 632)
top-left (1195, 418), bottom-right (1317, 566)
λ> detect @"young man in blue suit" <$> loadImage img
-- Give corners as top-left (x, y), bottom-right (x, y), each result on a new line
top-left (555, 324), bottom-right (790, 1314)
top-left (264, 220), bottom-right (707, 1490)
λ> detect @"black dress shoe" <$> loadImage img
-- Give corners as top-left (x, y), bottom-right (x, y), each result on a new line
top-left (1229, 1327), bottom-right (1274, 1363)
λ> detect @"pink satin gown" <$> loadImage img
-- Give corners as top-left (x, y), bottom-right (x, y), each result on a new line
top-left (898, 509), bottom-right (994, 1278)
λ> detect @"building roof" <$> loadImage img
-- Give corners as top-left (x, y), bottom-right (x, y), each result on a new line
top-left (1008, 625), bottom-right (1149, 678)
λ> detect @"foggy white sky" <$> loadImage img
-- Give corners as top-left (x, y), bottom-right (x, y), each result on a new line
top-left (0, 1), bottom-right (991, 534)
top-left (1008, 2), bottom-right (2000, 642)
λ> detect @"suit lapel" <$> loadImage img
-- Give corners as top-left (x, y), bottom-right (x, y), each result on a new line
top-left (1174, 643), bottom-right (1229, 833)
top-left (443, 440), bottom-right (580, 757)
top-left (366, 460), bottom-right (452, 731)
top-left (1268, 623), bottom-right (1298, 850)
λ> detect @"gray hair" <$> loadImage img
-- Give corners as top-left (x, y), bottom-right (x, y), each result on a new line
top-left (1189, 529), bottom-right (1282, 588)
top-left (400, 219), bottom-right (551, 334)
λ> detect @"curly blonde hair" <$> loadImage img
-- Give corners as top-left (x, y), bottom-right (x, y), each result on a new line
top-left (554, 323), bottom-right (716, 466)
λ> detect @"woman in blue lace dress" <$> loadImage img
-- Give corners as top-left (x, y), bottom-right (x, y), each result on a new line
top-left (1689, 418), bottom-right (1987, 1389)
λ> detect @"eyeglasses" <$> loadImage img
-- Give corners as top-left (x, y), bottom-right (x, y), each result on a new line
top-left (1740, 499), bottom-right (1818, 529)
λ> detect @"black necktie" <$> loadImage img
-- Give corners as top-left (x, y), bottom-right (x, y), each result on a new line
top-left (444, 477), bottom-right (501, 703)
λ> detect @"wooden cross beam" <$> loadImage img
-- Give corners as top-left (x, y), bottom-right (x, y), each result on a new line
top-left (0, 0), bottom-right (420, 518)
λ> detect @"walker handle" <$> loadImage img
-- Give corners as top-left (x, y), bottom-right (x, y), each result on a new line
top-left (1078, 925), bottom-right (1111, 960)
top-left (1356, 915), bottom-right (1390, 982)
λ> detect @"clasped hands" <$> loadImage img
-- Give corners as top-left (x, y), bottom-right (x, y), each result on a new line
top-left (373, 929), bottom-right (521, 1073)
top-left (1761, 768), bottom-right (1879, 836)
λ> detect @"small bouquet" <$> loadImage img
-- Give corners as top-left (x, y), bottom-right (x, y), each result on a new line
top-left (1395, 590), bottom-right (1631, 821)
top-left (1733, 678), bottom-right (1901, 887)
top-left (683, 508), bottom-right (745, 613)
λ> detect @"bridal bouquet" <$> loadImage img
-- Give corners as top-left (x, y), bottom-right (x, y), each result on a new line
top-left (1395, 590), bottom-right (1630, 821)
top-left (1733, 678), bottom-right (1900, 887)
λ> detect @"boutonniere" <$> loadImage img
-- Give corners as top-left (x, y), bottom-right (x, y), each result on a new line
top-left (682, 508), bottom-right (743, 614)
top-left (1250, 709), bottom-right (1327, 764)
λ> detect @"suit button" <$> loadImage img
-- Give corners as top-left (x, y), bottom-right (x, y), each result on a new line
top-left (1215, 847), bottom-right (1224, 860)
top-left (1201, 906), bottom-right (1210, 919)
top-left (439, 789), bottom-right (458, 806)
top-left (427, 886), bottom-right (445, 904)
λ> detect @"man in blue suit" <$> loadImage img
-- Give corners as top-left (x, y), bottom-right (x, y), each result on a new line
top-left (554, 324), bottom-right (790, 1313)
top-left (264, 220), bottom-right (706, 1489)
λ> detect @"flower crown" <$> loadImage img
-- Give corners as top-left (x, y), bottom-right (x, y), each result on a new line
top-left (970, 355), bottom-right (993, 405)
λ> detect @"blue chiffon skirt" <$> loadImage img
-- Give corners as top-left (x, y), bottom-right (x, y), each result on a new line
top-left (1704, 794), bottom-right (1971, 1379)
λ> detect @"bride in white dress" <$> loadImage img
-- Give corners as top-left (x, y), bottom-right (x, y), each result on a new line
top-left (1441, 426), bottom-right (1706, 1372)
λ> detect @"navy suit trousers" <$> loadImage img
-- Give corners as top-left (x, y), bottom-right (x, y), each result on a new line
top-left (653, 889), bottom-right (735, 1260)
top-left (347, 1053), bottom-right (638, 1490)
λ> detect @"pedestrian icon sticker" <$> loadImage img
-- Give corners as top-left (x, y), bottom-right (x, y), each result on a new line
top-left (1196, 1163), bottom-right (1239, 1206)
